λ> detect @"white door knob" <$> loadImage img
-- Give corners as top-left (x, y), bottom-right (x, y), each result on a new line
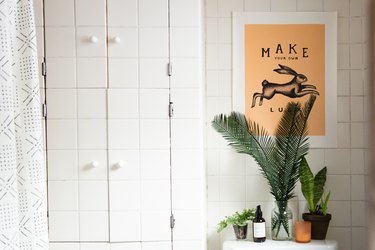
top-left (89, 36), bottom-right (98, 43)
top-left (112, 36), bottom-right (121, 43)
top-left (116, 161), bottom-right (125, 168)
top-left (91, 161), bottom-right (99, 168)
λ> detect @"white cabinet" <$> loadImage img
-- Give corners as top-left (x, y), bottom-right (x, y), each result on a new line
top-left (44, 0), bottom-right (203, 248)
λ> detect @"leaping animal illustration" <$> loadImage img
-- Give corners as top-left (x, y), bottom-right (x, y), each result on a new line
top-left (251, 64), bottom-right (319, 108)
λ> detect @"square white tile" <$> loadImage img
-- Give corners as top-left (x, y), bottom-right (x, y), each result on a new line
top-left (173, 180), bottom-right (202, 210)
top-left (171, 119), bottom-right (203, 149)
top-left (141, 180), bottom-right (170, 210)
top-left (172, 149), bottom-right (203, 179)
top-left (45, 0), bottom-right (74, 26)
top-left (139, 89), bottom-right (169, 118)
top-left (108, 28), bottom-right (138, 58)
top-left (79, 212), bottom-right (109, 241)
top-left (170, 0), bottom-right (200, 27)
top-left (170, 58), bottom-right (200, 88)
top-left (173, 211), bottom-right (203, 240)
top-left (171, 89), bottom-right (201, 118)
top-left (46, 58), bottom-right (76, 89)
top-left (140, 150), bottom-right (170, 180)
top-left (109, 180), bottom-right (140, 211)
top-left (139, 28), bottom-right (168, 58)
top-left (108, 0), bottom-right (138, 27)
top-left (47, 120), bottom-right (77, 149)
top-left (108, 89), bottom-right (139, 119)
top-left (78, 150), bottom-right (108, 180)
top-left (337, 70), bottom-right (350, 96)
top-left (297, 0), bottom-right (323, 11)
top-left (139, 0), bottom-right (168, 27)
top-left (110, 211), bottom-right (141, 242)
top-left (139, 119), bottom-right (170, 149)
top-left (108, 150), bottom-right (140, 180)
top-left (48, 150), bottom-right (78, 180)
top-left (141, 211), bottom-right (171, 241)
top-left (77, 89), bottom-right (107, 119)
top-left (46, 89), bottom-right (77, 119)
top-left (108, 58), bottom-right (139, 88)
top-left (338, 18), bottom-right (350, 43)
top-left (139, 58), bottom-right (169, 88)
top-left (75, 0), bottom-right (106, 26)
top-left (45, 27), bottom-right (76, 57)
top-left (48, 181), bottom-right (78, 210)
top-left (76, 27), bottom-right (106, 57)
top-left (76, 58), bottom-right (107, 88)
top-left (78, 119), bottom-right (107, 149)
top-left (108, 119), bottom-right (139, 149)
top-left (217, 0), bottom-right (244, 17)
top-left (49, 211), bottom-right (79, 241)
top-left (79, 181), bottom-right (108, 210)
top-left (270, 0), bottom-right (297, 11)
top-left (170, 28), bottom-right (200, 58)
top-left (324, 0), bottom-right (350, 17)
top-left (326, 175), bottom-right (351, 200)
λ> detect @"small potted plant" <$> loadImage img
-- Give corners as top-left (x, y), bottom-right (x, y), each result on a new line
top-left (217, 208), bottom-right (255, 240)
top-left (299, 157), bottom-right (331, 240)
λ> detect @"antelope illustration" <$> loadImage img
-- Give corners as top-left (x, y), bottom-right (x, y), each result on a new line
top-left (251, 64), bottom-right (319, 108)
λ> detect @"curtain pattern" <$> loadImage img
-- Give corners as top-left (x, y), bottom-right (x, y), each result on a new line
top-left (0, 0), bottom-right (48, 249)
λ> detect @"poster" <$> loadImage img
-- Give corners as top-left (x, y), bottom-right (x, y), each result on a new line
top-left (233, 12), bottom-right (337, 147)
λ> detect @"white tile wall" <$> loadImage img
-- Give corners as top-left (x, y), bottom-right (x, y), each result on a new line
top-left (205, 1), bottom-right (369, 250)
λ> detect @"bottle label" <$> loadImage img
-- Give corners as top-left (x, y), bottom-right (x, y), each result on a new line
top-left (253, 222), bottom-right (266, 238)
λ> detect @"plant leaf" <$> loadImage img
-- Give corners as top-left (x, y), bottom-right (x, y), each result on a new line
top-left (313, 166), bottom-right (327, 207)
top-left (299, 156), bottom-right (315, 212)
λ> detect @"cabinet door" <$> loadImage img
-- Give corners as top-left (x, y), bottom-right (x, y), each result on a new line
top-left (46, 0), bottom-right (109, 242)
top-left (107, 0), bottom-right (172, 244)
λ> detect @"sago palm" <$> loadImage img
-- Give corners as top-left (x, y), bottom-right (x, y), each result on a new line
top-left (211, 95), bottom-right (316, 237)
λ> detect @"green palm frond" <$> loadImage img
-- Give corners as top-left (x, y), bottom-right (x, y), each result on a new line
top-left (212, 95), bottom-right (317, 237)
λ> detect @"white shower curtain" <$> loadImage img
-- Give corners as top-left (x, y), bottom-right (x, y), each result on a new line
top-left (0, 0), bottom-right (48, 249)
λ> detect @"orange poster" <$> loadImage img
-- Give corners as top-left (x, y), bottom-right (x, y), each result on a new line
top-left (233, 13), bottom-right (337, 147)
top-left (245, 24), bottom-right (325, 136)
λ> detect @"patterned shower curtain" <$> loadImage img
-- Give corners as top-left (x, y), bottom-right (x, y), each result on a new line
top-left (0, 0), bottom-right (48, 249)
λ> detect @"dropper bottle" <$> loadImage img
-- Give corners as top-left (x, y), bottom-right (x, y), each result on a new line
top-left (253, 205), bottom-right (266, 242)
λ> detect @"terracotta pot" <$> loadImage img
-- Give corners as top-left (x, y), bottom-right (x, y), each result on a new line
top-left (233, 224), bottom-right (248, 240)
top-left (302, 213), bottom-right (332, 240)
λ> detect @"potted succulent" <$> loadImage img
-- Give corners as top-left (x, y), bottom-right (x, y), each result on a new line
top-left (217, 208), bottom-right (255, 240)
top-left (212, 95), bottom-right (316, 240)
top-left (299, 157), bottom-right (331, 240)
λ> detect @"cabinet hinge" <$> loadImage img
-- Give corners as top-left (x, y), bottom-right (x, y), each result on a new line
top-left (42, 61), bottom-right (47, 77)
top-left (168, 62), bottom-right (172, 76)
top-left (42, 103), bottom-right (47, 118)
top-left (168, 102), bottom-right (174, 118)
top-left (170, 214), bottom-right (175, 229)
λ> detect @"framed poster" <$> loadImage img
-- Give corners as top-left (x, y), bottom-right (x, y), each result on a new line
top-left (233, 12), bottom-right (337, 147)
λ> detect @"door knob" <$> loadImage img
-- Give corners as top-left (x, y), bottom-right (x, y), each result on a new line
top-left (89, 36), bottom-right (98, 43)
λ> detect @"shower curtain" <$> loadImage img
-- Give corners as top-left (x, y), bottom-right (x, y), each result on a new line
top-left (0, 0), bottom-right (48, 249)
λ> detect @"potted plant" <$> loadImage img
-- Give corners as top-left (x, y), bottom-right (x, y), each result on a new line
top-left (212, 95), bottom-right (316, 240)
top-left (299, 156), bottom-right (331, 240)
top-left (217, 208), bottom-right (255, 240)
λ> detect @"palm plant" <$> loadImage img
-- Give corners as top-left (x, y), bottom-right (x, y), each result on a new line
top-left (211, 95), bottom-right (316, 238)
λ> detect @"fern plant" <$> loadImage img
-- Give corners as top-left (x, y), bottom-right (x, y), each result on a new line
top-left (217, 208), bottom-right (255, 232)
top-left (211, 95), bottom-right (316, 238)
